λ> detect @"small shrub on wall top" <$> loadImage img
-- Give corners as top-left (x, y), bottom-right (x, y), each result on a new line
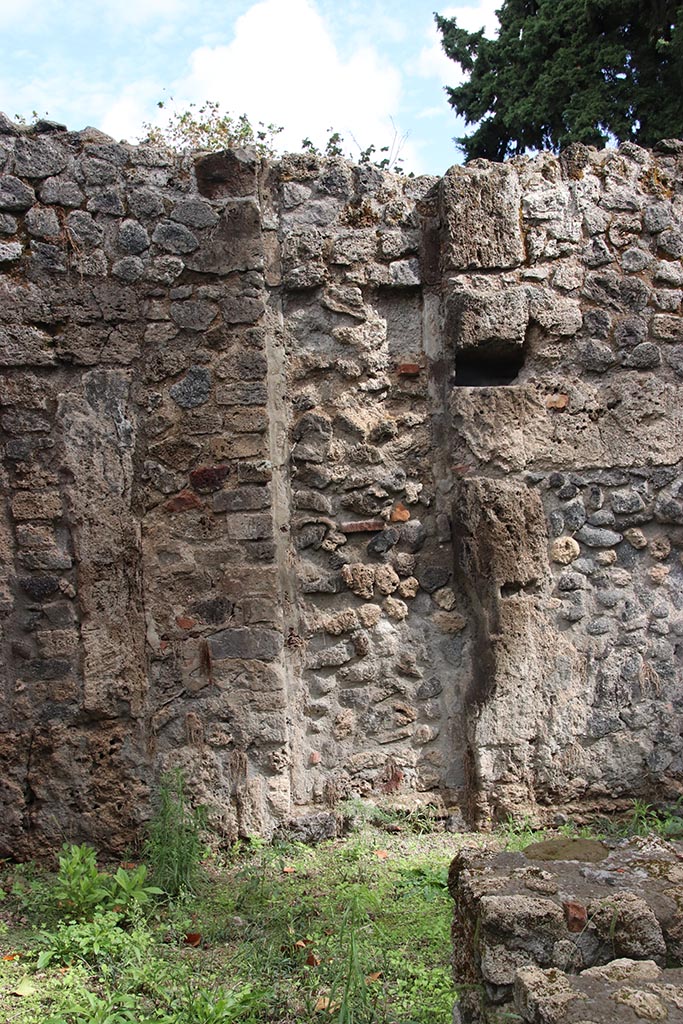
top-left (142, 98), bottom-right (408, 171)
top-left (142, 100), bottom-right (283, 156)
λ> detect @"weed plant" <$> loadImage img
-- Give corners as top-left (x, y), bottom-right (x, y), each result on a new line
top-left (495, 797), bottom-right (683, 850)
top-left (494, 815), bottom-right (547, 851)
top-left (48, 844), bottom-right (162, 924)
top-left (8, 793), bottom-right (683, 1023)
top-left (143, 769), bottom-right (207, 896)
top-left (548, 798), bottom-right (683, 844)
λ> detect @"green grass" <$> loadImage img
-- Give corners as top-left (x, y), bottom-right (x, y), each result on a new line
top-left (5, 796), bottom-right (681, 1023)
top-left (0, 820), bottom-right (459, 1024)
top-left (494, 798), bottom-right (683, 851)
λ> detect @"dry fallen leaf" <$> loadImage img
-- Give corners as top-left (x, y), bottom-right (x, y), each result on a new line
top-left (374, 849), bottom-right (388, 860)
top-left (366, 971), bottom-right (382, 983)
top-left (283, 866), bottom-right (296, 874)
top-left (306, 951), bottom-right (321, 967)
top-left (2, 953), bottom-right (20, 961)
top-left (314, 995), bottom-right (340, 1013)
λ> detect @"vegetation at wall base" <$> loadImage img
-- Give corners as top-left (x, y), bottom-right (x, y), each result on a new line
top-left (143, 769), bottom-right (208, 897)
top-left (3, 795), bottom-right (680, 1022)
top-left (436, 0), bottom-right (683, 160)
top-left (494, 798), bottom-right (683, 850)
top-left (0, 812), bottom-right (457, 1024)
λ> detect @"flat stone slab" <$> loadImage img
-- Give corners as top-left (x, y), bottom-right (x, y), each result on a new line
top-left (515, 959), bottom-right (683, 1023)
top-left (449, 836), bottom-right (683, 1022)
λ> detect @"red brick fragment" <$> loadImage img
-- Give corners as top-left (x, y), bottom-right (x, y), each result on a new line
top-left (189, 464), bottom-right (230, 493)
top-left (563, 900), bottom-right (587, 932)
top-left (340, 519), bottom-right (386, 533)
top-left (397, 363), bottom-right (421, 376)
top-left (390, 502), bottom-right (410, 523)
top-left (164, 489), bottom-right (203, 513)
top-left (175, 615), bottom-right (197, 630)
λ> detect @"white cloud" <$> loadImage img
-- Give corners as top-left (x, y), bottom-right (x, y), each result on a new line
top-left (147, 0), bottom-right (414, 165)
top-left (439, 1), bottom-right (500, 37)
top-left (100, 83), bottom-right (165, 141)
top-left (416, 105), bottom-right (447, 120)
top-left (416, 1), bottom-right (499, 86)
top-left (0, 0), bottom-right (43, 28)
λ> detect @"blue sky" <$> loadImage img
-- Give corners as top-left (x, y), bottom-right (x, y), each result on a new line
top-left (0, 0), bottom-right (499, 176)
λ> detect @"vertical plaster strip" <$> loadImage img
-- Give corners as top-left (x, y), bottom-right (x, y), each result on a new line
top-left (264, 300), bottom-right (305, 816)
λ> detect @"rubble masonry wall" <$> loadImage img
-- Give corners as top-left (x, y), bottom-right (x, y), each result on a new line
top-left (0, 118), bottom-right (682, 854)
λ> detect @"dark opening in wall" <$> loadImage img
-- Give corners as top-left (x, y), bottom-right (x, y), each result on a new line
top-left (454, 340), bottom-right (525, 387)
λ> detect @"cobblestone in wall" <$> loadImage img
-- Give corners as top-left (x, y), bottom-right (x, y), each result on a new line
top-left (0, 118), bottom-right (681, 854)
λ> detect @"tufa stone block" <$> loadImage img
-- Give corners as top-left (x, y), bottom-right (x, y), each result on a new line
top-left (208, 627), bottom-right (283, 661)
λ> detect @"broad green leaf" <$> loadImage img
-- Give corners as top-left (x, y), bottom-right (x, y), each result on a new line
top-left (12, 974), bottom-right (38, 997)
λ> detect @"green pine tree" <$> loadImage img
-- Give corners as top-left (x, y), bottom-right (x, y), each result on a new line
top-left (436, 0), bottom-right (683, 161)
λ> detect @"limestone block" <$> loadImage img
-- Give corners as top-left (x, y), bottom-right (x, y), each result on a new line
top-left (514, 960), bottom-right (683, 1024)
top-left (25, 205), bottom-right (60, 238)
top-left (281, 197), bottom-right (341, 229)
top-left (39, 175), bottom-right (84, 206)
top-left (0, 174), bottom-right (36, 210)
top-left (117, 218), bottom-right (150, 254)
top-left (152, 221), bottom-right (199, 254)
top-left (383, 596), bottom-right (408, 620)
top-left (550, 537), bottom-right (580, 565)
top-left (341, 563), bottom-right (375, 599)
top-left (447, 285), bottom-right (529, 351)
top-left (0, 241), bottom-right (22, 263)
top-left (219, 270), bottom-right (266, 324)
top-left (451, 841), bottom-right (683, 1024)
top-left (209, 627), bottom-right (283, 662)
top-left (171, 198), bottom-right (218, 229)
top-left (588, 892), bottom-right (666, 962)
top-left (86, 188), bottom-right (125, 216)
top-left (527, 287), bottom-right (583, 334)
top-left (440, 161), bottom-right (525, 270)
top-left (0, 211), bottom-right (17, 234)
top-left (11, 491), bottom-right (63, 520)
top-left (451, 377), bottom-right (683, 471)
top-left (194, 148), bottom-right (259, 199)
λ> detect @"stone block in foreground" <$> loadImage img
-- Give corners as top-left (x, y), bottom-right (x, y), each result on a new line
top-left (515, 959), bottom-right (683, 1023)
top-left (449, 837), bottom-right (683, 1022)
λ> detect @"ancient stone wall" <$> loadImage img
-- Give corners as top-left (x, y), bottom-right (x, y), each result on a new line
top-left (0, 114), bottom-right (681, 855)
